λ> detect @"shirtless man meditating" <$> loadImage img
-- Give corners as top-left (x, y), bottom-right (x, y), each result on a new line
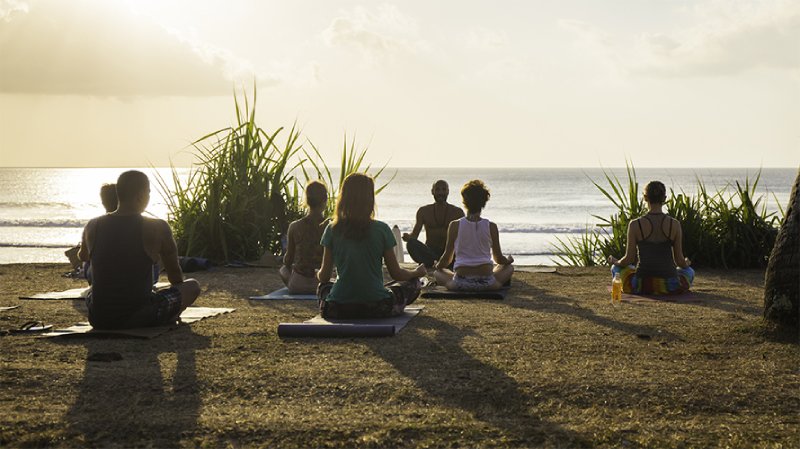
top-left (402, 180), bottom-right (464, 267)
top-left (78, 170), bottom-right (200, 329)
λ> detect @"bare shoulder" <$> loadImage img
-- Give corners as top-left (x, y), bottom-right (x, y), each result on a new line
top-left (627, 217), bottom-right (643, 238)
top-left (82, 217), bottom-right (99, 244)
top-left (417, 204), bottom-right (435, 220)
top-left (448, 204), bottom-right (465, 217)
top-left (143, 216), bottom-right (172, 235)
top-left (84, 216), bottom-right (100, 230)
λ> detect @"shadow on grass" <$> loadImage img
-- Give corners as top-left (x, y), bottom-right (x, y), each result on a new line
top-left (506, 284), bottom-right (685, 341)
top-left (685, 291), bottom-right (763, 316)
top-left (506, 279), bottom-right (769, 341)
top-left (57, 327), bottom-right (209, 448)
top-left (368, 314), bottom-right (591, 447)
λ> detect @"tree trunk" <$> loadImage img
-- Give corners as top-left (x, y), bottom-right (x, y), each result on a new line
top-left (763, 168), bottom-right (800, 331)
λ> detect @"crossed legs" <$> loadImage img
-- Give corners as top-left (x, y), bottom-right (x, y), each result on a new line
top-left (280, 265), bottom-right (319, 295)
top-left (434, 264), bottom-right (514, 291)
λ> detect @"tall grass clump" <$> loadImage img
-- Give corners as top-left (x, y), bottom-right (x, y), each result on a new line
top-left (673, 173), bottom-right (781, 268)
top-left (551, 225), bottom-right (602, 266)
top-left (551, 163), bottom-right (782, 269)
top-left (300, 135), bottom-right (396, 216)
top-left (157, 87), bottom-right (396, 262)
top-left (550, 163), bottom-right (644, 266)
top-left (156, 89), bottom-right (304, 262)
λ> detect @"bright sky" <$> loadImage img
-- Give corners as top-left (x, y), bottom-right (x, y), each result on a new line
top-left (0, 0), bottom-right (798, 168)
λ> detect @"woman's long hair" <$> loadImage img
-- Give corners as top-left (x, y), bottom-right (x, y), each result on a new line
top-left (333, 173), bottom-right (375, 240)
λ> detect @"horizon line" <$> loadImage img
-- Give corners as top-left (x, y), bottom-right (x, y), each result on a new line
top-left (1, 165), bottom-right (797, 170)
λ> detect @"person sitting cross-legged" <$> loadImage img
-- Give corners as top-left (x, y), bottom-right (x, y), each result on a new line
top-left (607, 180), bottom-right (694, 295)
top-left (279, 180), bottom-right (329, 294)
top-left (78, 170), bottom-right (200, 329)
top-left (434, 179), bottom-right (514, 291)
top-left (402, 180), bottom-right (464, 267)
top-left (317, 173), bottom-right (427, 319)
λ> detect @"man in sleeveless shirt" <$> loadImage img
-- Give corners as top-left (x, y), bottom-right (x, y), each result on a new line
top-left (78, 170), bottom-right (201, 329)
top-left (402, 180), bottom-right (464, 267)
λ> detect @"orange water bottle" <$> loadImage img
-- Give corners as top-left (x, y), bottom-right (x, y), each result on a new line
top-left (611, 272), bottom-right (622, 303)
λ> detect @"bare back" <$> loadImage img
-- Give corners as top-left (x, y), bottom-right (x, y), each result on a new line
top-left (620, 213), bottom-right (688, 271)
top-left (633, 213), bottom-right (678, 243)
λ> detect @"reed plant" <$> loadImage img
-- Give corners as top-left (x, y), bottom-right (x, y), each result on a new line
top-left (673, 173), bottom-right (781, 268)
top-left (156, 89), bottom-right (304, 262)
top-left (551, 163), bottom-right (782, 269)
top-left (300, 135), bottom-right (396, 216)
top-left (550, 225), bottom-right (603, 266)
top-left (157, 87), bottom-right (395, 262)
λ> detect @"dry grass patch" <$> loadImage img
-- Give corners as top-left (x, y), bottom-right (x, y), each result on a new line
top-left (0, 264), bottom-right (797, 448)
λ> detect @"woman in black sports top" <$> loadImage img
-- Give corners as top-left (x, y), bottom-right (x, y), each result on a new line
top-left (607, 181), bottom-right (694, 295)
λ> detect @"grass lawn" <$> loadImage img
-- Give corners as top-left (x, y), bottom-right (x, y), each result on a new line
top-left (1, 264), bottom-right (798, 448)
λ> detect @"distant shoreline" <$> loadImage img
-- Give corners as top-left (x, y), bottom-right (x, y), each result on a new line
top-left (2, 167), bottom-right (793, 266)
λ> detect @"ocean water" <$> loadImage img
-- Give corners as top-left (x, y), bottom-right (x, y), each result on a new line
top-left (0, 167), bottom-right (794, 265)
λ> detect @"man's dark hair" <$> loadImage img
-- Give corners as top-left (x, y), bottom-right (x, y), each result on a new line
top-left (100, 183), bottom-right (118, 213)
top-left (116, 170), bottom-right (149, 203)
top-left (461, 179), bottom-right (490, 214)
top-left (432, 179), bottom-right (448, 189)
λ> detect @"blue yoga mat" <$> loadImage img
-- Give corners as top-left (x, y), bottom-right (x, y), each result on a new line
top-left (249, 287), bottom-right (317, 300)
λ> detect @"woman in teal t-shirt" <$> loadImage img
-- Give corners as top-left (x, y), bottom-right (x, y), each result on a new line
top-left (317, 173), bottom-right (427, 319)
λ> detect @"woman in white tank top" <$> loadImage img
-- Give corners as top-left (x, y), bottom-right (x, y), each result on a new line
top-left (433, 180), bottom-right (514, 291)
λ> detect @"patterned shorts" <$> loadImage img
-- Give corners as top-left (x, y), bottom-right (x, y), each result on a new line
top-left (611, 265), bottom-right (695, 295)
top-left (151, 286), bottom-right (183, 324)
top-left (317, 280), bottom-right (421, 319)
top-left (452, 274), bottom-right (497, 291)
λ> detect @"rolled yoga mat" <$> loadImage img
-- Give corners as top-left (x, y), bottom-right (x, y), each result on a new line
top-left (392, 225), bottom-right (404, 263)
top-left (277, 323), bottom-right (395, 337)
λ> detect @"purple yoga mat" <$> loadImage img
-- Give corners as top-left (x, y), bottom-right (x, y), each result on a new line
top-left (277, 323), bottom-right (395, 337)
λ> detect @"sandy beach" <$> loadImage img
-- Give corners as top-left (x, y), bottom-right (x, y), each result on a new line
top-left (0, 263), bottom-right (797, 448)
